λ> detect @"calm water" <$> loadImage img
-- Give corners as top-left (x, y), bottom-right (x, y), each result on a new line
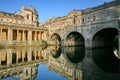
top-left (0, 46), bottom-right (120, 80)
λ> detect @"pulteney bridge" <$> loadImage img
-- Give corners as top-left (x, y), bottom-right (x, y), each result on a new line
top-left (42, 1), bottom-right (120, 58)
top-left (50, 18), bottom-right (120, 57)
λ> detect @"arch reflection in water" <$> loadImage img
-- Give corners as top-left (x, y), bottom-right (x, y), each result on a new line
top-left (51, 33), bottom-right (61, 46)
top-left (0, 47), bottom-right (120, 80)
top-left (92, 48), bottom-right (120, 73)
top-left (92, 28), bottom-right (120, 73)
top-left (50, 46), bottom-right (61, 58)
top-left (64, 47), bottom-right (85, 63)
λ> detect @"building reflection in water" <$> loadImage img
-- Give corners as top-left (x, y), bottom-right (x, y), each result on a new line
top-left (0, 46), bottom-right (120, 80)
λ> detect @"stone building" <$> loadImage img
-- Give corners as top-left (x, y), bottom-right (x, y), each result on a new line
top-left (81, 1), bottom-right (120, 24)
top-left (40, 9), bottom-right (82, 35)
top-left (0, 6), bottom-right (47, 47)
top-left (39, 0), bottom-right (120, 46)
top-left (40, 0), bottom-right (120, 30)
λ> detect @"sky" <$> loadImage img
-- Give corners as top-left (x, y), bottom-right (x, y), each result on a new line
top-left (0, 0), bottom-right (113, 23)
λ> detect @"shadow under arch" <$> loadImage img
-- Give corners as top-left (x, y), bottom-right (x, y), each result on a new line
top-left (51, 33), bottom-right (61, 46)
top-left (66, 31), bottom-right (85, 47)
top-left (64, 31), bottom-right (85, 63)
top-left (92, 28), bottom-right (120, 73)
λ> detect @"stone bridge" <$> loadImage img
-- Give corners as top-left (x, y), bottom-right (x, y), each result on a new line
top-left (50, 18), bottom-right (120, 58)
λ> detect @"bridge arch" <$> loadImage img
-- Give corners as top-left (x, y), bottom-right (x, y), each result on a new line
top-left (64, 31), bottom-right (85, 47)
top-left (50, 46), bottom-right (61, 58)
top-left (92, 28), bottom-right (120, 73)
top-left (51, 33), bottom-right (61, 45)
top-left (63, 31), bottom-right (85, 63)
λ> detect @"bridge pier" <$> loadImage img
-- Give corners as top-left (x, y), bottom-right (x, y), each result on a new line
top-left (118, 21), bottom-right (120, 59)
top-left (61, 39), bottom-right (65, 46)
top-left (85, 38), bottom-right (92, 49)
top-left (118, 33), bottom-right (120, 59)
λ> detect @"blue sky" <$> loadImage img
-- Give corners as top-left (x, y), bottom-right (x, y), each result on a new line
top-left (0, 0), bottom-right (113, 22)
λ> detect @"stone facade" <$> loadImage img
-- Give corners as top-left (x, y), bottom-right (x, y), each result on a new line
top-left (40, 0), bottom-right (120, 41)
top-left (0, 6), bottom-right (47, 47)
top-left (39, 1), bottom-right (120, 58)
top-left (40, 9), bottom-right (82, 37)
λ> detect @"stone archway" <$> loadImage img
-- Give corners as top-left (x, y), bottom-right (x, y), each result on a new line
top-left (63, 31), bottom-right (85, 63)
top-left (65, 31), bottom-right (85, 47)
top-left (92, 28), bottom-right (120, 73)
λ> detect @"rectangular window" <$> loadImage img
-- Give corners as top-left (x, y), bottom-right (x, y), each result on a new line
top-left (106, 12), bottom-right (110, 17)
top-left (82, 18), bottom-right (84, 23)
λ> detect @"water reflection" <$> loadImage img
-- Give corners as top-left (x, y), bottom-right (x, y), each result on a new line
top-left (35, 64), bottom-right (67, 80)
top-left (0, 46), bottom-right (120, 80)
top-left (92, 47), bottom-right (120, 73)
top-left (50, 46), bottom-right (61, 58)
top-left (64, 47), bottom-right (85, 63)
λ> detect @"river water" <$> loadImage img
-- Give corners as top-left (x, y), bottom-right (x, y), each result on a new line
top-left (0, 46), bottom-right (120, 80)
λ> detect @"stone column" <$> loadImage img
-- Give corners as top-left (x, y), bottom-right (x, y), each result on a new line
top-left (35, 31), bottom-right (37, 41)
top-left (28, 30), bottom-right (32, 45)
top-left (27, 48), bottom-right (32, 62)
top-left (39, 32), bottom-right (41, 40)
top-left (38, 32), bottom-right (40, 40)
top-left (43, 32), bottom-right (46, 40)
top-left (0, 28), bottom-right (2, 41)
top-left (16, 52), bottom-right (18, 63)
top-left (0, 29), bottom-right (1, 41)
top-left (17, 30), bottom-right (19, 41)
top-left (7, 49), bottom-right (12, 66)
top-left (22, 30), bottom-right (25, 41)
top-left (37, 31), bottom-right (39, 41)
top-left (34, 50), bottom-right (36, 60)
top-left (8, 28), bottom-right (12, 44)
top-left (41, 32), bottom-right (43, 40)
top-left (22, 51), bottom-right (25, 62)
